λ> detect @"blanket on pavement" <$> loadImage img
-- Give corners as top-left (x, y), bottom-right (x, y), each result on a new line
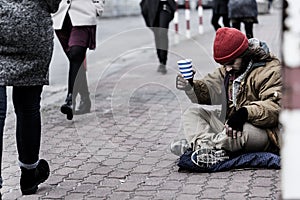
top-left (177, 150), bottom-right (280, 172)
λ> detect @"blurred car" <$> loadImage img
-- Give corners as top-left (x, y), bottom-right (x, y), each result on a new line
top-left (177, 0), bottom-right (213, 9)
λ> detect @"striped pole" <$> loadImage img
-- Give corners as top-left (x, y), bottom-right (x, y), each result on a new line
top-left (198, 0), bottom-right (204, 34)
top-left (174, 0), bottom-right (179, 44)
top-left (185, 0), bottom-right (191, 38)
top-left (281, 0), bottom-right (300, 199)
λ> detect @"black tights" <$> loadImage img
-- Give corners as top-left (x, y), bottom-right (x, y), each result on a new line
top-left (232, 22), bottom-right (254, 39)
top-left (66, 46), bottom-right (87, 96)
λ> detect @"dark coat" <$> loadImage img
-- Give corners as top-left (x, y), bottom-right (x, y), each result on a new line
top-left (228, 0), bottom-right (258, 19)
top-left (140, 0), bottom-right (176, 27)
top-left (0, 0), bottom-right (61, 86)
top-left (213, 0), bottom-right (229, 15)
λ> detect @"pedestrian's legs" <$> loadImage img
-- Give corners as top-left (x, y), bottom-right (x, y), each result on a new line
top-left (211, 13), bottom-right (221, 31)
top-left (60, 45), bottom-right (87, 120)
top-left (12, 86), bottom-right (42, 165)
top-left (231, 21), bottom-right (241, 30)
top-left (221, 14), bottom-right (231, 28)
top-left (0, 86), bottom-right (7, 188)
top-left (244, 22), bottom-right (254, 38)
top-left (74, 61), bottom-right (91, 115)
top-left (67, 46), bottom-right (87, 96)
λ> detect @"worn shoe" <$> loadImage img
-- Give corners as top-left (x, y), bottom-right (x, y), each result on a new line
top-left (157, 64), bottom-right (167, 74)
top-left (60, 93), bottom-right (73, 120)
top-left (170, 139), bottom-right (190, 156)
top-left (20, 159), bottom-right (50, 195)
top-left (191, 148), bottom-right (229, 168)
top-left (75, 95), bottom-right (91, 115)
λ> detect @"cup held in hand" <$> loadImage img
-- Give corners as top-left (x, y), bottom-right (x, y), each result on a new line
top-left (177, 59), bottom-right (194, 83)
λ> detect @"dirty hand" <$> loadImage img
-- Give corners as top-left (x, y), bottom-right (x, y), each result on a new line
top-left (225, 107), bottom-right (248, 139)
top-left (176, 70), bottom-right (195, 91)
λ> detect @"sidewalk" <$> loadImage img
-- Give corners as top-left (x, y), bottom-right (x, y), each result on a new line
top-left (1, 9), bottom-right (282, 200)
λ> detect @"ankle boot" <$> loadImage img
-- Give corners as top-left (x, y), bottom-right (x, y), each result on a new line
top-left (20, 159), bottom-right (50, 195)
top-left (60, 93), bottom-right (73, 120)
top-left (75, 95), bottom-right (91, 115)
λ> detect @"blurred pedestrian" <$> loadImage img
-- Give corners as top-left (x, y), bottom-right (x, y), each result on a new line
top-left (211, 0), bottom-right (230, 31)
top-left (228, 0), bottom-right (258, 38)
top-left (52, 0), bottom-right (105, 120)
top-left (0, 0), bottom-right (61, 195)
top-left (172, 28), bottom-right (282, 166)
top-left (140, 0), bottom-right (176, 74)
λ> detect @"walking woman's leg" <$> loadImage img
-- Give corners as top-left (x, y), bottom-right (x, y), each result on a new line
top-left (61, 46), bottom-right (87, 120)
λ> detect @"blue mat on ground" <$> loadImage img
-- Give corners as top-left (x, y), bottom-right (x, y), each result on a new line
top-left (177, 150), bottom-right (280, 172)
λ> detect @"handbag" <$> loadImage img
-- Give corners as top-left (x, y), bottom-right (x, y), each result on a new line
top-left (45, 0), bottom-right (62, 13)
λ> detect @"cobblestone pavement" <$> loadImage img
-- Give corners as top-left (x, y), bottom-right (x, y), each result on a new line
top-left (0, 8), bottom-right (281, 200)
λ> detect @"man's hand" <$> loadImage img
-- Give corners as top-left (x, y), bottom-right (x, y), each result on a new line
top-left (176, 70), bottom-right (195, 91)
top-left (225, 107), bottom-right (248, 139)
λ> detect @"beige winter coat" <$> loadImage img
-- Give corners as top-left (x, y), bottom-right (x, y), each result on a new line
top-left (187, 43), bottom-right (282, 151)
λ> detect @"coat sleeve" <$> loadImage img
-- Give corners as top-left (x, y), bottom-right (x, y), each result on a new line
top-left (244, 62), bottom-right (282, 128)
top-left (188, 67), bottom-right (225, 104)
top-left (93, 0), bottom-right (105, 17)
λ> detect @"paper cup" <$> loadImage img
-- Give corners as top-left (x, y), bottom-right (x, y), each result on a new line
top-left (177, 59), bottom-right (193, 80)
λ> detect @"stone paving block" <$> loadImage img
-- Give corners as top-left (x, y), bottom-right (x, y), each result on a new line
top-left (153, 189), bottom-right (178, 200)
top-left (176, 194), bottom-right (198, 200)
top-left (100, 178), bottom-right (121, 188)
top-left (249, 186), bottom-right (273, 198)
top-left (223, 192), bottom-right (248, 200)
top-left (107, 191), bottom-right (131, 200)
top-left (226, 181), bottom-right (249, 193)
top-left (57, 179), bottom-right (78, 190)
top-left (149, 168), bottom-right (170, 177)
top-left (132, 165), bottom-right (153, 174)
top-left (115, 181), bottom-right (139, 192)
top-left (108, 170), bottom-right (130, 179)
top-left (64, 193), bottom-right (86, 200)
top-left (86, 187), bottom-right (112, 198)
top-left (181, 183), bottom-right (204, 194)
top-left (43, 188), bottom-right (71, 199)
top-left (252, 177), bottom-right (274, 187)
top-left (73, 183), bottom-right (96, 193)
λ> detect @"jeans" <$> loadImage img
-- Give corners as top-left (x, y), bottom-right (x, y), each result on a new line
top-left (12, 86), bottom-right (43, 165)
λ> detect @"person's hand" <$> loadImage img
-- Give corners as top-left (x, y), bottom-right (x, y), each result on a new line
top-left (176, 70), bottom-right (195, 91)
top-left (225, 107), bottom-right (248, 139)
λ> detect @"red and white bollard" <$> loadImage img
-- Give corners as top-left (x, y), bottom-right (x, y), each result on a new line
top-left (281, 0), bottom-right (300, 199)
top-left (174, 0), bottom-right (179, 44)
top-left (198, 0), bottom-right (204, 34)
top-left (185, 0), bottom-right (191, 38)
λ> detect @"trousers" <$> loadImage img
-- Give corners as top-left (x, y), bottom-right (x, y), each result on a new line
top-left (183, 105), bottom-right (270, 152)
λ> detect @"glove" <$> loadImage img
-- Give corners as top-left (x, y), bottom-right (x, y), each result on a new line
top-left (226, 107), bottom-right (248, 132)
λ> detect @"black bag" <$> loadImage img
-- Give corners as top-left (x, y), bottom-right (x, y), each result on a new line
top-left (45, 0), bottom-right (62, 13)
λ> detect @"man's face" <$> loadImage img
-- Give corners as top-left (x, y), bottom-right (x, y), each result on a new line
top-left (224, 58), bottom-right (243, 72)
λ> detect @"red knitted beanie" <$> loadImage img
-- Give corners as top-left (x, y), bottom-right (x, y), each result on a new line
top-left (213, 27), bottom-right (249, 64)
